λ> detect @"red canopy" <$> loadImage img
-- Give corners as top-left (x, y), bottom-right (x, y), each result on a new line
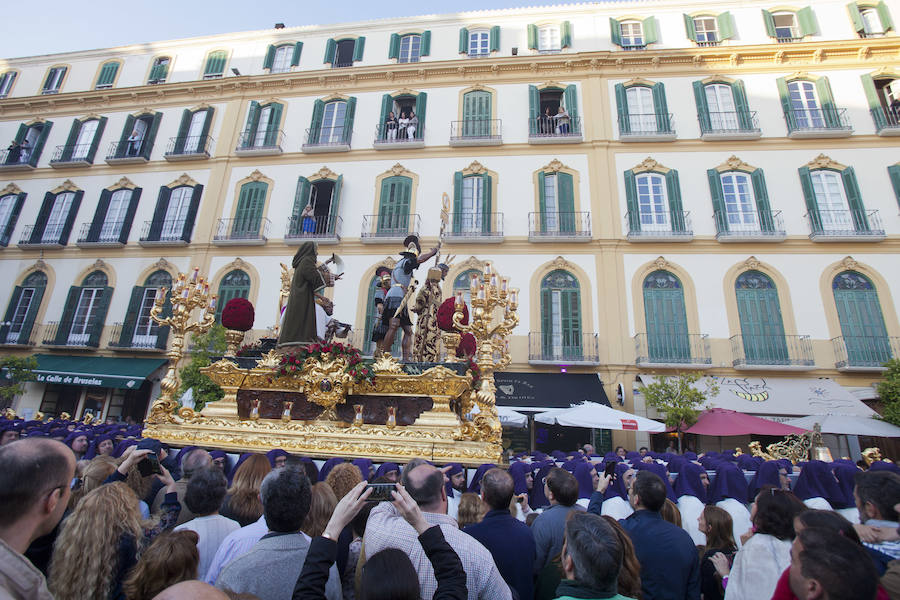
top-left (684, 408), bottom-right (808, 436)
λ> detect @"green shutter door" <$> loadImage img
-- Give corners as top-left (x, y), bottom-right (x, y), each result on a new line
top-left (609, 18), bottom-right (622, 47)
top-left (861, 74), bottom-right (886, 130)
top-left (420, 31), bottom-right (431, 56)
top-left (204, 51), bottom-right (226, 77)
top-left (798, 166), bottom-right (821, 232)
top-left (538, 171), bottom-right (547, 232)
top-left (29, 122), bottom-right (53, 167)
top-left (708, 169), bottom-right (727, 233)
top-left (557, 172), bottom-right (575, 233)
top-left (452, 171), bottom-right (463, 234)
top-left (665, 170), bottom-right (685, 232)
top-left (0, 287), bottom-right (22, 341)
top-left (342, 97), bottom-right (356, 144)
top-left (683, 14), bottom-right (697, 41)
top-left (797, 7), bottom-right (818, 36)
top-left (528, 85), bottom-right (540, 134)
top-left (324, 39), bottom-right (336, 64)
top-left (751, 169), bottom-right (775, 232)
top-left (458, 28), bottom-right (469, 54)
top-left (693, 81), bottom-right (711, 132)
top-left (848, 3), bottom-right (865, 33)
top-left (290, 176), bottom-right (312, 235)
top-left (414, 92), bottom-right (427, 138)
top-left (309, 99), bottom-right (324, 144)
top-left (85, 117), bottom-right (107, 164)
top-left (643, 287), bottom-right (690, 362)
top-left (55, 287), bottom-right (81, 345)
top-left (291, 42), bottom-right (304, 66)
top-left (481, 173), bottom-right (493, 233)
top-left (834, 286), bottom-right (891, 365)
top-left (180, 185), bottom-right (204, 242)
top-left (615, 84), bottom-right (630, 134)
top-left (330, 175), bottom-right (343, 234)
top-left (736, 281), bottom-right (789, 364)
top-left (643, 17), bottom-right (659, 44)
top-left (814, 78), bottom-right (838, 129)
top-left (233, 182), bottom-right (266, 238)
top-left (174, 109), bottom-right (192, 154)
top-left (563, 84), bottom-right (578, 128)
top-left (60, 119), bottom-right (81, 162)
top-left (561, 21), bottom-right (572, 48)
top-left (378, 177), bottom-right (411, 235)
top-left (119, 286), bottom-right (145, 346)
top-left (877, 1), bottom-right (894, 31)
top-left (353, 37), bottom-right (366, 62)
top-left (841, 167), bottom-right (869, 231)
top-left (263, 45), bottom-right (276, 70)
top-left (561, 288), bottom-right (582, 357)
top-left (463, 91), bottom-right (491, 137)
top-left (96, 62), bottom-right (118, 87)
top-left (776, 78), bottom-right (794, 132)
top-left (718, 12), bottom-right (735, 39)
top-left (540, 288), bottom-right (553, 357)
top-left (652, 82), bottom-right (670, 133)
top-left (731, 80), bottom-right (753, 130)
top-left (888, 165), bottom-right (900, 210)
top-left (264, 103), bottom-right (283, 146)
top-left (489, 26), bottom-right (500, 52)
top-left (20, 284), bottom-right (44, 345)
top-left (527, 24), bottom-right (538, 50)
top-left (389, 34), bottom-right (400, 59)
top-left (141, 113), bottom-right (162, 160)
top-left (624, 170), bottom-right (640, 233)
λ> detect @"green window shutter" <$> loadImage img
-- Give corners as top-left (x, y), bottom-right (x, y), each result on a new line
top-left (174, 109), bottom-right (191, 153)
top-left (29, 122), bottom-right (52, 167)
top-left (0, 287), bottom-right (22, 341)
top-left (380, 93), bottom-right (394, 128)
top-left (245, 101), bottom-right (261, 143)
top-left (118, 187), bottom-right (141, 244)
top-left (290, 176), bottom-right (312, 233)
top-left (87, 189), bottom-right (111, 242)
top-left (149, 60), bottom-right (168, 82)
top-left (481, 173), bottom-right (492, 232)
top-left (888, 165), bottom-right (900, 210)
top-left (489, 26), bottom-right (500, 52)
top-left (557, 172), bottom-right (575, 233)
top-left (86, 286), bottom-right (113, 347)
top-left (85, 117), bottom-right (107, 164)
top-left (693, 81), bottom-right (711, 132)
top-left (683, 14), bottom-right (697, 41)
top-left (707, 168), bottom-right (727, 232)
top-left (841, 167), bottom-right (869, 231)
top-left (861, 74), bottom-right (886, 130)
top-left (615, 83), bottom-right (630, 134)
top-left (116, 115), bottom-right (136, 157)
top-left (652, 82), bottom-right (671, 132)
top-left (609, 18), bottom-right (622, 47)
top-left (291, 42), bottom-right (303, 66)
top-left (414, 92), bottom-right (427, 135)
top-left (563, 84), bottom-right (578, 123)
top-left (309, 99), bottom-right (324, 144)
top-left (452, 171), bottom-right (463, 233)
top-left (562, 288), bottom-right (582, 353)
top-left (798, 166), bottom-right (821, 232)
top-left (762, 10), bottom-right (777, 37)
top-left (540, 287), bottom-right (552, 354)
top-left (141, 113), bottom-right (162, 160)
top-left (561, 21), bottom-right (572, 48)
top-left (119, 286), bottom-right (145, 345)
top-left (20, 284), bottom-right (44, 344)
top-left (420, 31), bottom-right (432, 56)
top-left (199, 108), bottom-right (214, 144)
top-left (527, 24), bottom-right (538, 50)
top-left (389, 34), bottom-right (401, 59)
top-left (204, 51), bottom-right (226, 76)
top-left (147, 187), bottom-right (171, 241)
top-left (324, 39), bottom-right (336, 64)
top-left (180, 185), bottom-right (204, 242)
top-left (1, 193), bottom-right (25, 246)
top-left (848, 3), bottom-right (865, 32)
top-left (877, 1), bottom-right (894, 30)
top-left (458, 28), bottom-right (469, 54)
top-left (750, 169), bottom-right (775, 232)
top-left (234, 182), bottom-right (267, 236)
top-left (776, 77), bottom-right (794, 131)
top-left (731, 80), bottom-right (753, 130)
top-left (59, 190), bottom-right (83, 245)
top-left (29, 193), bottom-right (55, 243)
top-left (528, 85), bottom-right (540, 134)
top-left (353, 37), bottom-right (366, 62)
top-left (643, 17), bottom-right (659, 44)
top-left (55, 287), bottom-right (81, 345)
top-left (665, 170), bottom-right (685, 231)
top-left (538, 171), bottom-right (547, 231)
top-left (718, 12), bottom-right (735, 39)
top-left (264, 103), bottom-right (283, 146)
top-left (263, 45), bottom-right (276, 70)
top-left (14, 124), bottom-right (27, 143)
top-left (798, 7), bottom-right (818, 36)
top-left (96, 62), bottom-right (118, 87)
top-left (332, 175), bottom-right (343, 218)
top-left (624, 170), bottom-right (640, 232)
top-left (343, 97), bottom-right (357, 144)
top-left (814, 77), bottom-right (838, 128)
top-left (61, 119), bottom-right (82, 161)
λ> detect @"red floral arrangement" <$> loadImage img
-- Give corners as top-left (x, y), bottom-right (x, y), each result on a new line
top-left (466, 357), bottom-right (481, 390)
top-left (437, 297), bottom-right (469, 332)
top-left (278, 342), bottom-right (375, 386)
top-left (221, 298), bottom-right (255, 332)
top-left (456, 332), bottom-right (477, 359)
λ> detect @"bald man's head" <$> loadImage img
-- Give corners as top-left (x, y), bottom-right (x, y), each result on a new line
top-left (0, 438), bottom-right (74, 529)
top-left (401, 463), bottom-right (445, 512)
top-left (151, 581), bottom-right (229, 600)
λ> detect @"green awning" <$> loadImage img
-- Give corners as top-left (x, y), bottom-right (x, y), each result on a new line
top-left (31, 354), bottom-right (167, 390)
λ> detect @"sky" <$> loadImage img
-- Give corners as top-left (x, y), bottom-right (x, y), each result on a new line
top-left (1, 0), bottom-right (578, 59)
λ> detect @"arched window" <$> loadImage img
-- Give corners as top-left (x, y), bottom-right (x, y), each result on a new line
top-left (453, 269), bottom-right (481, 306)
top-left (1, 271), bottom-right (47, 345)
top-left (362, 274), bottom-right (401, 357)
top-left (216, 270), bottom-right (250, 321)
top-left (642, 270), bottom-right (690, 362)
top-left (832, 271), bottom-right (891, 367)
top-left (540, 270), bottom-right (581, 360)
top-left (232, 181), bottom-right (267, 239)
top-left (735, 271), bottom-right (788, 364)
top-left (119, 270), bottom-right (173, 349)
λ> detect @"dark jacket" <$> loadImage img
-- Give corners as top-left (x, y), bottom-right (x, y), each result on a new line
top-left (699, 547), bottom-right (732, 600)
top-left (619, 510), bottom-right (700, 600)
top-left (294, 525), bottom-right (467, 600)
top-left (464, 509), bottom-right (536, 600)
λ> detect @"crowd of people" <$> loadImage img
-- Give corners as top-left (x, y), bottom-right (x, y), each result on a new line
top-left (1, 414), bottom-right (899, 600)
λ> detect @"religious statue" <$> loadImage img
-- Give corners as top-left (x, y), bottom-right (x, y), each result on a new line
top-left (277, 242), bottom-right (332, 348)
top-left (381, 235), bottom-right (438, 361)
top-left (411, 261), bottom-right (451, 362)
top-left (371, 266), bottom-right (392, 354)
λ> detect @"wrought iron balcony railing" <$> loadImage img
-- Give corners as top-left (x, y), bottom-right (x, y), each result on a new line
top-left (449, 119), bottom-right (502, 144)
top-left (634, 333), bottom-right (712, 367)
top-left (618, 113), bottom-right (676, 139)
top-left (833, 336), bottom-right (899, 370)
top-left (285, 214), bottom-right (343, 243)
top-left (361, 214), bottom-right (421, 241)
top-left (804, 209), bottom-right (885, 241)
top-left (139, 219), bottom-right (190, 245)
top-left (528, 332), bottom-right (600, 364)
top-left (106, 139), bottom-right (150, 162)
top-left (445, 212), bottom-right (504, 241)
top-left (783, 107), bottom-right (853, 136)
top-left (1, 323), bottom-right (39, 346)
top-left (713, 210), bottom-right (786, 242)
top-left (17, 224), bottom-right (68, 248)
top-left (528, 116), bottom-right (583, 140)
top-left (303, 125), bottom-right (351, 150)
top-left (625, 211), bottom-right (693, 241)
top-left (41, 322), bottom-right (104, 348)
top-left (107, 323), bottom-right (168, 350)
top-left (870, 106), bottom-right (900, 135)
top-left (730, 334), bottom-right (815, 368)
top-left (164, 135), bottom-right (213, 159)
top-left (374, 122), bottom-right (424, 145)
top-left (528, 212), bottom-right (591, 240)
top-left (235, 129), bottom-right (285, 154)
top-left (213, 218), bottom-right (271, 244)
top-left (76, 221), bottom-right (127, 246)
top-left (698, 110), bottom-right (761, 138)
top-left (50, 143), bottom-right (96, 166)
top-left (0, 147), bottom-right (38, 170)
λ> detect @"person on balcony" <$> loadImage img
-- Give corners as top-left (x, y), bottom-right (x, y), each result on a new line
top-left (398, 111), bottom-right (410, 140)
top-left (301, 202), bottom-right (316, 234)
top-left (127, 130), bottom-right (142, 156)
top-left (554, 106), bottom-right (570, 135)
top-left (384, 111), bottom-right (398, 141)
top-left (406, 110), bottom-right (419, 140)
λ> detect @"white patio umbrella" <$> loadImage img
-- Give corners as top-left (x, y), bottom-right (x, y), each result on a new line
top-left (497, 407), bottom-right (528, 428)
top-left (535, 401), bottom-right (666, 432)
top-left (783, 415), bottom-right (900, 437)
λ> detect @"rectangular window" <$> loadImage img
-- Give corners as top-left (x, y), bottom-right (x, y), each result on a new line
top-left (721, 173), bottom-right (758, 231)
top-left (272, 46), bottom-right (292, 73)
top-left (6, 288), bottom-right (35, 344)
top-left (100, 189), bottom-right (131, 242)
top-left (626, 86), bottom-right (656, 132)
top-left (43, 192), bottom-right (74, 243)
top-left (68, 288), bottom-right (101, 345)
top-left (0, 194), bottom-right (17, 237)
top-left (543, 174), bottom-right (559, 231)
top-left (148, 58), bottom-right (170, 84)
top-left (321, 101), bottom-right (347, 144)
top-left (811, 171), bottom-right (852, 231)
top-left (551, 289), bottom-right (563, 358)
top-left (42, 67), bottom-right (66, 95)
top-left (538, 26), bottom-right (561, 52)
top-left (788, 81), bottom-right (825, 128)
top-left (861, 8), bottom-right (884, 35)
top-left (333, 40), bottom-right (355, 68)
top-left (636, 174), bottom-right (669, 230)
top-left (694, 17), bottom-right (718, 45)
top-left (774, 13), bottom-right (798, 39)
top-left (71, 120), bottom-right (99, 161)
top-left (0, 71), bottom-right (15, 98)
top-left (620, 22), bottom-right (644, 48)
top-left (132, 288), bottom-right (160, 345)
top-left (398, 35), bottom-right (422, 63)
top-left (469, 30), bottom-right (490, 56)
top-left (460, 177), bottom-right (484, 233)
top-left (705, 84), bottom-right (738, 130)
top-left (95, 62), bottom-right (118, 89)
top-left (161, 187), bottom-right (192, 240)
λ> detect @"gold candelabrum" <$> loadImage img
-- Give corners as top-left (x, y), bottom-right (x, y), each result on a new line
top-left (451, 261), bottom-right (518, 444)
top-left (146, 268), bottom-right (216, 424)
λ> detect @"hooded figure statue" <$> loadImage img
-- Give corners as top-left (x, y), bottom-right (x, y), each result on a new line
top-left (277, 242), bottom-right (328, 348)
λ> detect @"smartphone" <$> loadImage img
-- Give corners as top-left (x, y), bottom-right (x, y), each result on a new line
top-left (138, 453), bottom-right (161, 477)
top-left (364, 483), bottom-right (397, 502)
top-left (603, 461), bottom-right (617, 481)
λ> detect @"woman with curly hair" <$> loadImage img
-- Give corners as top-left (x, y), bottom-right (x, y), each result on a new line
top-left (220, 454), bottom-right (270, 526)
top-left (302, 482), bottom-right (337, 538)
top-left (68, 455), bottom-right (117, 510)
top-left (456, 492), bottom-right (485, 529)
top-left (122, 530), bottom-right (199, 600)
top-left (325, 462), bottom-right (362, 501)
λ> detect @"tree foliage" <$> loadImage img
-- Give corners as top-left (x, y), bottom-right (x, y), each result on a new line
top-left (0, 355), bottom-right (38, 405)
top-left (178, 324), bottom-right (227, 412)
top-left (876, 359), bottom-right (900, 426)
top-left (639, 372), bottom-right (719, 452)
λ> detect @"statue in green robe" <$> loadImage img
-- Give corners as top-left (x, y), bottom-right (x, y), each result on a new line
top-left (277, 242), bottom-right (327, 348)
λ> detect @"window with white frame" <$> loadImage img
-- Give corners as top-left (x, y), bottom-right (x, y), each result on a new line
top-left (321, 101), bottom-right (347, 144)
top-left (7, 288), bottom-right (35, 344)
top-left (271, 45), bottom-right (293, 73)
top-left (0, 71), bottom-right (17, 98)
top-left (398, 34), bottom-right (422, 63)
top-left (0, 195), bottom-right (16, 234)
top-left (252, 105), bottom-right (274, 147)
top-left (70, 120), bottom-right (99, 161)
top-left (68, 287), bottom-right (103, 345)
top-left (132, 288), bottom-right (161, 346)
top-left (861, 8), bottom-right (884, 35)
top-left (811, 171), bottom-right (852, 230)
top-left (99, 189), bottom-right (131, 242)
top-left (705, 83), bottom-right (738, 130)
top-left (42, 67), bottom-right (66, 94)
top-left (469, 29), bottom-right (490, 56)
top-left (720, 172), bottom-right (758, 231)
top-left (543, 174), bottom-right (560, 231)
top-left (693, 17), bottom-right (719, 44)
top-left (42, 192), bottom-right (74, 243)
top-left (460, 176), bottom-right (485, 233)
top-left (625, 86), bottom-right (655, 132)
top-left (538, 25), bottom-right (561, 52)
top-left (635, 173), bottom-right (669, 230)
top-left (161, 187), bottom-right (192, 240)
top-left (619, 21), bottom-right (644, 48)
top-left (788, 81), bottom-right (825, 128)
top-left (773, 12), bottom-right (799, 39)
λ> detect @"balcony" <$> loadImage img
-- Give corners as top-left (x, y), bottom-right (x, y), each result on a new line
top-left (0, 148), bottom-right (37, 172)
top-left (699, 111), bottom-right (762, 141)
top-left (360, 214), bottom-right (420, 243)
top-left (444, 212), bottom-right (504, 243)
top-left (620, 44), bottom-right (647, 51)
top-left (17, 225), bottom-right (68, 249)
top-left (784, 108), bottom-right (853, 139)
top-left (41, 322), bottom-right (104, 349)
top-left (449, 119), bottom-right (502, 147)
top-left (775, 36), bottom-right (804, 43)
top-left (285, 215), bottom-right (342, 245)
top-left (528, 332), bottom-right (600, 365)
top-left (234, 129), bottom-right (285, 157)
top-left (374, 123), bottom-right (424, 150)
top-left (528, 116), bottom-right (583, 144)
top-left (138, 219), bottom-right (189, 247)
top-left (805, 209), bottom-right (885, 242)
top-left (213, 218), bottom-right (271, 246)
top-left (164, 135), bottom-right (213, 161)
top-left (870, 107), bottom-right (900, 137)
top-left (302, 126), bottom-right (351, 153)
top-left (833, 336), bottom-right (899, 371)
top-left (106, 140), bottom-right (149, 164)
top-left (618, 113), bottom-right (676, 142)
top-left (730, 334), bottom-right (815, 370)
top-left (634, 333), bottom-right (712, 368)
top-left (528, 212), bottom-right (591, 242)
top-left (714, 210), bottom-right (786, 242)
top-left (49, 144), bottom-right (95, 168)
top-left (76, 222), bottom-right (126, 247)
top-left (107, 323), bottom-right (167, 352)
top-left (625, 211), bottom-right (693, 242)
top-left (0, 325), bottom-right (39, 347)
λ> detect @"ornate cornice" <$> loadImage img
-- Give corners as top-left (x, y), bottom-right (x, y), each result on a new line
top-left (462, 160), bottom-right (489, 176)
top-left (0, 182), bottom-right (23, 196)
top-left (541, 158), bottom-right (569, 173)
top-left (50, 179), bottom-right (80, 194)
top-left (631, 157), bottom-right (670, 175)
top-left (106, 176), bottom-right (137, 191)
top-left (714, 155), bottom-right (757, 173)
top-left (310, 166), bottom-right (339, 181)
top-left (806, 153), bottom-right (847, 171)
top-left (166, 173), bottom-right (200, 188)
